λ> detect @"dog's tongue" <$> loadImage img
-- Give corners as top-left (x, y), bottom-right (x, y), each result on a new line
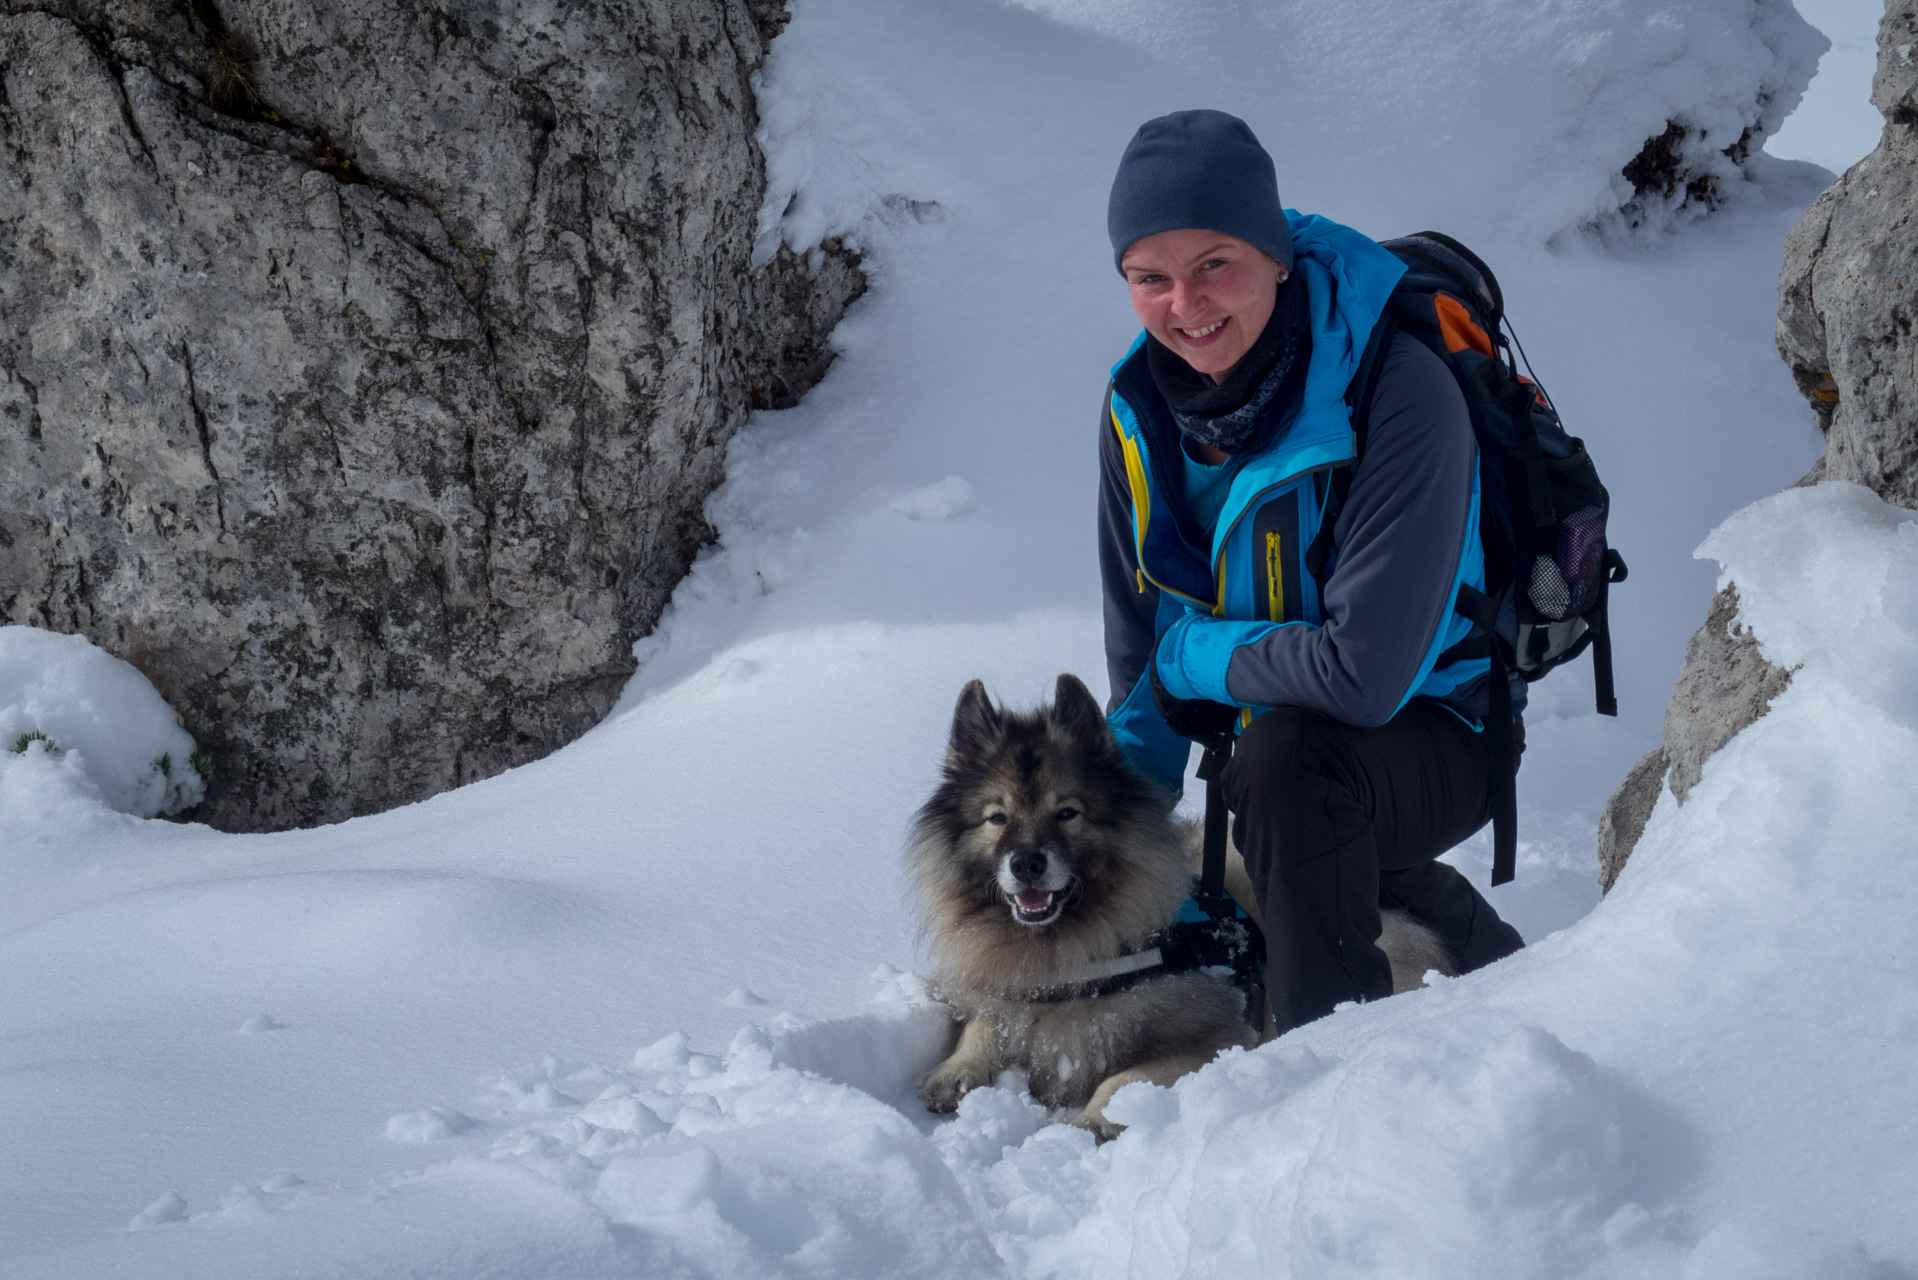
top-left (1017, 890), bottom-right (1052, 912)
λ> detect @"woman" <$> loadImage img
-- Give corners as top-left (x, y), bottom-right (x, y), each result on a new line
top-left (1097, 110), bottom-right (1525, 1033)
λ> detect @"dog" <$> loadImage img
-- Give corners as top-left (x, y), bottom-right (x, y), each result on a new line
top-left (908, 673), bottom-right (1256, 1139)
top-left (909, 674), bottom-right (1457, 1140)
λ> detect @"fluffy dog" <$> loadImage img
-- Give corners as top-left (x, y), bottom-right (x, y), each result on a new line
top-left (909, 674), bottom-right (1458, 1139)
top-left (908, 674), bottom-right (1256, 1139)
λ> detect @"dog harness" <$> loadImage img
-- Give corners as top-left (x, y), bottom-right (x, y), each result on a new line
top-left (1019, 791), bottom-right (1265, 1025)
top-left (1017, 907), bottom-right (1263, 1004)
top-left (1020, 742), bottom-right (1267, 1044)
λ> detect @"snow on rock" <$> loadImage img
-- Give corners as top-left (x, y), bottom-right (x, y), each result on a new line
top-left (0, 625), bottom-right (204, 820)
top-left (756, 0), bottom-right (1827, 266)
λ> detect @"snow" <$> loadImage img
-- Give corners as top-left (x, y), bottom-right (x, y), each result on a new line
top-left (5, 0), bottom-right (1907, 1274)
top-left (0, 624), bottom-right (204, 822)
top-left (930, 486), bottom-right (1918, 1278)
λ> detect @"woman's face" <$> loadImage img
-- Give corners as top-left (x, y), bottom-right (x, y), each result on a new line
top-left (1121, 229), bottom-right (1288, 382)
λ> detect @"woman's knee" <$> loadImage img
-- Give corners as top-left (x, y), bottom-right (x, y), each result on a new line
top-left (1223, 705), bottom-right (1342, 805)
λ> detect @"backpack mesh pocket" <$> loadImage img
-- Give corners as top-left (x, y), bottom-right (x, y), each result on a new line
top-left (1527, 504), bottom-right (1608, 622)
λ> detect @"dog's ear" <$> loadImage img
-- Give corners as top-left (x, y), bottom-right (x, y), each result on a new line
top-left (1052, 673), bottom-right (1110, 745)
top-left (949, 679), bottom-right (1002, 763)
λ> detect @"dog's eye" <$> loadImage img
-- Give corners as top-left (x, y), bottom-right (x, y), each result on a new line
top-left (1056, 807), bottom-right (1079, 822)
top-left (985, 812), bottom-right (1008, 826)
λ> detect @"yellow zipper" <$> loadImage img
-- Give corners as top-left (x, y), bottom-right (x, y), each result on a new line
top-left (1265, 530), bottom-right (1284, 623)
top-left (1114, 409), bottom-right (1210, 607)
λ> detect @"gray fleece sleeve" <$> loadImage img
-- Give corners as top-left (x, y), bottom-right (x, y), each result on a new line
top-left (1223, 331), bottom-right (1477, 725)
top-left (1098, 394), bottom-right (1160, 714)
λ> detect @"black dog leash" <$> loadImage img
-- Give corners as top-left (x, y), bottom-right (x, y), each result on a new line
top-left (1193, 739), bottom-right (1234, 914)
top-left (1191, 737), bottom-right (1266, 1032)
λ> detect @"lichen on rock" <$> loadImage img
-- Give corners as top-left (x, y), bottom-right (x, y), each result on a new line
top-left (0, 0), bottom-right (864, 831)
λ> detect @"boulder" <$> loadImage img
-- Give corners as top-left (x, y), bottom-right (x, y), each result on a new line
top-left (1776, 0), bottom-right (1918, 505)
top-left (1597, 0), bottom-right (1918, 886)
top-left (0, 0), bottom-right (863, 830)
top-left (1597, 586), bottom-right (1796, 892)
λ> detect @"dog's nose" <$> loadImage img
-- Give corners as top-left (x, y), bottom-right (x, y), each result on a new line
top-left (1009, 849), bottom-right (1048, 884)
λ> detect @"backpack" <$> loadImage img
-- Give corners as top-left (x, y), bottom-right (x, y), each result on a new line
top-left (1311, 231), bottom-right (1628, 886)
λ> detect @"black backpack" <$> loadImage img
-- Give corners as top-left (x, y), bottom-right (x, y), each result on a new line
top-left (1313, 231), bottom-right (1628, 886)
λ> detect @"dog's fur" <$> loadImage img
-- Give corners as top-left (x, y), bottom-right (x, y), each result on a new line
top-left (910, 674), bottom-right (1460, 1139)
top-left (908, 674), bottom-right (1256, 1138)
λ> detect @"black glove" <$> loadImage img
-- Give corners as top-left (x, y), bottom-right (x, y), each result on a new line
top-left (1149, 658), bottom-right (1238, 752)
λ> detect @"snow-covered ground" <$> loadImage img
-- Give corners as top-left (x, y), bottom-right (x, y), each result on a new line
top-left (3, 0), bottom-right (1907, 1275)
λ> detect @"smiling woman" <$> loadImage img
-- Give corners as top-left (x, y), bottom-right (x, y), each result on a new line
top-left (1097, 109), bottom-right (1526, 1037)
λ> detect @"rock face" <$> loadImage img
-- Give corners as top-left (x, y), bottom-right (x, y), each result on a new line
top-left (1776, 0), bottom-right (1918, 506)
top-left (1597, 0), bottom-right (1918, 886)
top-left (1596, 586), bottom-right (1796, 891)
top-left (0, 0), bottom-right (863, 830)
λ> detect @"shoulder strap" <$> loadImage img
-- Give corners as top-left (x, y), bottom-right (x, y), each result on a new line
top-left (1347, 307), bottom-right (1400, 443)
top-left (1454, 583), bottom-right (1518, 886)
top-left (1305, 309), bottom-right (1398, 584)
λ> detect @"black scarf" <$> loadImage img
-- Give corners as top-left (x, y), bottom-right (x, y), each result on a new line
top-left (1145, 275), bottom-right (1312, 456)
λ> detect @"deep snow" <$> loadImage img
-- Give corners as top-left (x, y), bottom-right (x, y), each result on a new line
top-left (3, 0), bottom-right (1906, 1275)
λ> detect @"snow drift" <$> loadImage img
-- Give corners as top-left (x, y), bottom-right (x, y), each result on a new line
top-left (108, 484), bottom-right (1904, 1280)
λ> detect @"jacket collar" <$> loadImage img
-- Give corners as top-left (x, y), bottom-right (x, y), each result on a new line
top-left (1109, 213), bottom-right (1406, 583)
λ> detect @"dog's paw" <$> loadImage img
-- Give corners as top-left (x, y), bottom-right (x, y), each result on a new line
top-left (918, 1059), bottom-right (991, 1113)
top-left (1068, 1110), bottom-right (1124, 1144)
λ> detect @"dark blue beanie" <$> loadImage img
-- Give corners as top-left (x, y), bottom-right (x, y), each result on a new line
top-left (1107, 110), bottom-right (1292, 275)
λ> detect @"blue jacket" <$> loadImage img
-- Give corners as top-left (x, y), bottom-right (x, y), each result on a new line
top-left (1100, 213), bottom-right (1491, 792)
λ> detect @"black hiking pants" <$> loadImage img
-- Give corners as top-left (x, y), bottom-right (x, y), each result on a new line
top-left (1224, 698), bottom-right (1525, 1033)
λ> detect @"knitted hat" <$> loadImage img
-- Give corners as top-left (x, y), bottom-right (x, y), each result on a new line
top-left (1107, 110), bottom-right (1292, 274)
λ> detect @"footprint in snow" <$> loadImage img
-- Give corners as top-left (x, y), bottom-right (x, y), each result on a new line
top-left (128, 1191), bottom-right (188, 1230)
top-left (890, 476), bottom-right (975, 521)
top-left (385, 1106), bottom-right (476, 1142)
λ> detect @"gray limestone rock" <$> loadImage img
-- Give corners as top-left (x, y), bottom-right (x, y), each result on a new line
top-left (0, 1), bottom-right (863, 830)
top-left (1598, 587), bottom-right (1797, 889)
top-left (1598, 1), bottom-right (1918, 888)
top-left (1776, 0), bottom-right (1918, 504)
top-left (1660, 585), bottom-right (1798, 807)
top-left (1596, 747), bottom-right (1665, 893)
